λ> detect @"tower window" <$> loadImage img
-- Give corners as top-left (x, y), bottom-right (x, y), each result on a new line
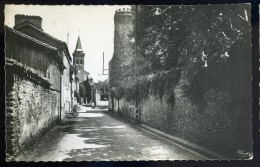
top-left (76, 59), bottom-right (79, 64)
top-left (80, 59), bottom-right (83, 64)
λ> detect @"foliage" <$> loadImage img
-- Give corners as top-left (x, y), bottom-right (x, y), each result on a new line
top-left (72, 105), bottom-right (79, 113)
top-left (110, 87), bottom-right (116, 98)
top-left (82, 78), bottom-right (92, 103)
top-left (110, 5), bottom-right (250, 110)
top-left (99, 80), bottom-right (109, 100)
top-left (99, 80), bottom-right (109, 94)
top-left (74, 91), bottom-right (81, 103)
top-left (125, 87), bottom-right (135, 101)
top-left (135, 5), bottom-right (250, 72)
top-left (125, 5), bottom-right (251, 107)
top-left (79, 83), bottom-right (86, 98)
top-left (115, 86), bottom-right (125, 100)
top-left (123, 68), bottom-right (180, 106)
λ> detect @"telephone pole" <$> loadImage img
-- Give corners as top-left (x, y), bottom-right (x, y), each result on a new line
top-left (102, 52), bottom-right (109, 75)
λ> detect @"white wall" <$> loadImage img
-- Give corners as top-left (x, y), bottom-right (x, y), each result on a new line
top-left (62, 51), bottom-right (71, 114)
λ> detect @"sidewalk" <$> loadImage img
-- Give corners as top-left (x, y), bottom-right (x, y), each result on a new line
top-left (78, 105), bottom-right (108, 112)
top-left (106, 112), bottom-right (225, 159)
top-left (138, 124), bottom-right (226, 160)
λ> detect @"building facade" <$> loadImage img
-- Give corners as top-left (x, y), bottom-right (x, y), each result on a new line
top-left (5, 15), bottom-right (71, 159)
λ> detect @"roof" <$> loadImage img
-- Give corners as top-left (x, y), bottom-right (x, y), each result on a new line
top-left (5, 26), bottom-right (57, 51)
top-left (14, 22), bottom-right (71, 62)
top-left (75, 36), bottom-right (83, 52)
top-left (5, 26), bottom-right (66, 70)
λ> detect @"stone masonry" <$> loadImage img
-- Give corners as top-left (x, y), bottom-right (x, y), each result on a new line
top-left (6, 72), bottom-right (60, 159)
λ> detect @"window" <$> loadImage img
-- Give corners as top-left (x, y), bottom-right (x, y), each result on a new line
top-left (76, 59), bottom-right (79, 64)
top-left (80, 59), bottom-right (83, 64)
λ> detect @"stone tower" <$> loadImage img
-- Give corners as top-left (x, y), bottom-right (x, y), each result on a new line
top-left (73, 36), bottom-right (85, 81)
top-left (109, 8), bottom-right (135, 88)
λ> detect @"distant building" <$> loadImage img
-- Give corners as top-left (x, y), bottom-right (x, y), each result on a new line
top-left (94, 81), bottom-right (109, 107)
top-left (71, 36), bottom-right (92, 104)
top-left (5, 14), bottom-right (71, 159)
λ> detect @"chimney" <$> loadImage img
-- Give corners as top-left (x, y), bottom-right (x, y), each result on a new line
top-left (15, 14), bottom-right (43, 30)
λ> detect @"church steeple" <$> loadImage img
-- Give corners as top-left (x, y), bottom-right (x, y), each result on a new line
top-left (73, 35), bottom-right (85, 82)
top-left (75, 36), bottom-right (83, 52)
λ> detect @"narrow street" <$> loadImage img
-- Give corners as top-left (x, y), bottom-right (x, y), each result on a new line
top-left (15, 106), bottom-right (207, 161)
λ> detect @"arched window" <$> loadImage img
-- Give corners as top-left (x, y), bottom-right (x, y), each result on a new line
top-left (80, 59), bottom-right (83, 64)
top-left (76, 59), bottom-right (79, 64)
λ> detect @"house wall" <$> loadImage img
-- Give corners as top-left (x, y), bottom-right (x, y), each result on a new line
top-left (5, 27), bottom-right (64, 159)
top-left (95, 90), bottom-right (109, 107)
top-left (61, 51), bottom-right (71, 116)
top-left (5, 30), bottom-right (61, 91)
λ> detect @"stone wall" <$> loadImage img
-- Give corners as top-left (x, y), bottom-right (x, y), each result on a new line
top-left (169, 77), bottom-right (251, 158)
top-left (6, 72), bottom-right (60, 159)
top-left (116, 73), bottom-right (251, 158)
top-left (108, 6), bottom-right (251, 158)
top-left (109, 9), bottom-right (135, 89)
top-left (140, 96), bottom-right (170, 132)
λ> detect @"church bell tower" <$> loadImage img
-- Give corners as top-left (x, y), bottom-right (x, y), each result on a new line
top-left (73, 36), bottom-right (85, 81)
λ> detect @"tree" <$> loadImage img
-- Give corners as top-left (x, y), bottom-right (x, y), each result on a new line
top-left (115, 86), bottom-right (125, 112)
top-left (74, 91), bottom-right (81, 104)
top-left (83, 79), bottom-right (92, 103)
top-left (131, 5), bottom-right (250, 103)
top-left (100, 80), bottom-right (109, 101)
top-left (79, 83), bottom-right (86, 103)
top-left (110, 87), bottom-right (116, 112)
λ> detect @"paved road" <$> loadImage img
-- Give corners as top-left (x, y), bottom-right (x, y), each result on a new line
top-left (15, 106), bottom-right (207, 161)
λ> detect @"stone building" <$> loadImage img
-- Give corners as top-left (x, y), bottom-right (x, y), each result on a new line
top-left (108, 8), bottom-right (135, 112)
top-left (109, 8), bottom-right (135, 88)
top-left (5, 15), bottom-right (71, 159)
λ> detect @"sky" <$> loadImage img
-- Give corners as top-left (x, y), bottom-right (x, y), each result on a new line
top-left (5, 5), bottom-right (130, 82)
